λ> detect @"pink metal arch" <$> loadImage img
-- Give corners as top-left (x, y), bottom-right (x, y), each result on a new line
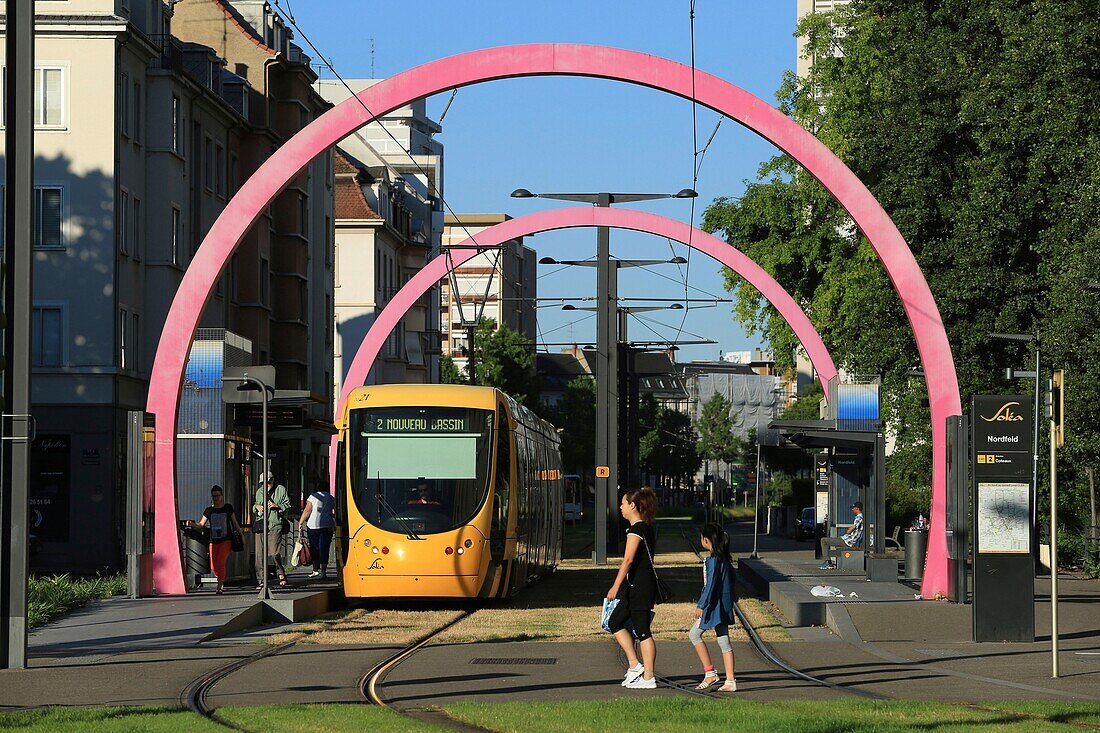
top-left (339, 207), bottom-right (837, 417)
top-left (148, 44), bottom-right (960, 598)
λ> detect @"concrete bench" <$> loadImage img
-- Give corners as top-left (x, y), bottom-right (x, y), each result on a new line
top-left (835, 546), bottom-right (865, 572)
top-left (867, 553), bottom-right (899, 582)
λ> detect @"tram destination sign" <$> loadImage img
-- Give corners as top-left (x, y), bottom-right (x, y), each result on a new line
top-left (972, 395), bottom-right (1032, 479)
top-left (364, 411), bottom-right (471, 434)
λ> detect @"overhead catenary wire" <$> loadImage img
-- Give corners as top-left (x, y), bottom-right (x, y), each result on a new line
top-left (672, 0), bottom-right (700, 347)
top-left (633, 311), bottom-right (712, 342)
top-left (629, 261), bottom-right (728, 300)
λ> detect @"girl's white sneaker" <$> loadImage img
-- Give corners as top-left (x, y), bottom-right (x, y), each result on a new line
top-left (621, 663), bottom-right (644, 685)
top-left (623, 676), bottom-right (657, 689)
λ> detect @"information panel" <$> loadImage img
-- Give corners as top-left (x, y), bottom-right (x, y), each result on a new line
top-left (976, 481), bottom-right (1030, 554)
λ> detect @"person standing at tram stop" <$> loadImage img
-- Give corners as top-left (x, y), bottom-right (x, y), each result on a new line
top-left (298, 484), bottom-right (335, 579)
top-left (606, 487), bottom-right (660, 689)
top-left (254, 472), bottom-right (291, 588)
top-left (190, 485), bottom-right (242, 595)
top-left (819, 501), bottom-right (864, 570)
top-left (689, 522), bottom-right (738, 692)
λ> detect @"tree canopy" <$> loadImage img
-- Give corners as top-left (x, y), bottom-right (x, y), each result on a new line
top-left (702, 0), bottom-right (1100, 561)
top-left (696, 393), bottom-right (743, 469)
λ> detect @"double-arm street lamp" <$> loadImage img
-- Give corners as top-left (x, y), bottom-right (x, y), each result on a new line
top-left (513, 188), bottom-right (696, 563)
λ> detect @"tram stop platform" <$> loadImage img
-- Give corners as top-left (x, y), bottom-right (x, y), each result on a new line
top-left (739, 551), bottom-right (921, 632)
top-left (29, 577), bottom-right (341, 660)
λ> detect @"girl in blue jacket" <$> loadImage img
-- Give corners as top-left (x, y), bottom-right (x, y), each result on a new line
top-left (690, 522), bottom-right (737, 691)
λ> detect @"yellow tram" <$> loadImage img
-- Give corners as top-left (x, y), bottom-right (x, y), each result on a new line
top-left (334, 384), bottom-right (563, 600)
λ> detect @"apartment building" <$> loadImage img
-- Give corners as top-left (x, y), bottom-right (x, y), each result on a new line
top-left (796, 0), bottom-right (850, 78)
top-left (171, 0), bottom-right (336, 506)
top-left (0, 0), bottom-right (334, 572)
top-left (315, 78), bottom-right (444, 387)
top-left (440, 214), bottom-right (537, 377)
top-left (330, 145), bottom-right (436, 394)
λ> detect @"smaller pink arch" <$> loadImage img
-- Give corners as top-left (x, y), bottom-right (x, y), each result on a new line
top-left (335, 207), bottom-right (838, 461)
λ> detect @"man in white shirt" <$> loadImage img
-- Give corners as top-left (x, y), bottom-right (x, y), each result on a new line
top-left (819, 501), bottom-right (864, 570)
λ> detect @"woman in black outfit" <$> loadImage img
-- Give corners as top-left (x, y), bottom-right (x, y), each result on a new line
top-left (606, 487), bottom-right (659, 689)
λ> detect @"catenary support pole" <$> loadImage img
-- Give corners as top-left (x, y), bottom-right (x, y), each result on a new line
top-left (2, 0), bottom-right (34, 670)
top-left (594, 193), bottom-right (612, 564)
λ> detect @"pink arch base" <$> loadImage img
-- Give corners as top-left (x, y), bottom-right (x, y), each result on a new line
top-left (147, 44), bottom-right (960, 598)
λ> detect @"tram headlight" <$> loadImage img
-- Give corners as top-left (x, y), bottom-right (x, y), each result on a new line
top-left (457, 547), bottom-right (465, 555)
top-left (372, 546), bottom-right (379, 554)
top-left (464, 539), bottom-right (473, 549)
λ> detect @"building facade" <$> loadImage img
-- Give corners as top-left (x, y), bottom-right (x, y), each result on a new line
top-left (795, 0), bottom-right (850, 79)
top-left (440, 214), bottom-right (536, 377)
top-left (329, 146), bottom-right (436, 396)
top-left (315, 78), bottom-right (444, 387)
top-left (2, 0), bottom-right (335, 573)
top-left (172, 0), bottom-right (336, 497)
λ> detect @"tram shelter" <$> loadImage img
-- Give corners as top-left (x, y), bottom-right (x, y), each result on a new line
top-left (770, 380), bottom-right (888, 572)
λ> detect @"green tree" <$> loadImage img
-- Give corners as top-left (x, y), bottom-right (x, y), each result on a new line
top-left (471, 318), bottom-right (539, 405)
top-left (545, 377), bottom-right (596, 475)
top-left (640, 407), bottom-right (702, 489)
top-left (696, 393), bottom-right (743, 478)
top-left (702, 0), bottom-right (1100, 559)
top-left (439, 355), bottom-right (464, 385)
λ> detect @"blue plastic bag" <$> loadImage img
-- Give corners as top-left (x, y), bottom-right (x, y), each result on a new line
top-left (601, 597), bottom-right (620, 633)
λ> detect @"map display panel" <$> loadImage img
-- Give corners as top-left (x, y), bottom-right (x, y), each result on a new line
top-left (976, 482), bottom-right (1030, 554)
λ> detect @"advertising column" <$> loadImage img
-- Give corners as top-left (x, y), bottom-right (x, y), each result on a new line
top-left (971, 395), bottom-right (1034, 642)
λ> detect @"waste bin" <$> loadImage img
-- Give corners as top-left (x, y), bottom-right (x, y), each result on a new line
top-left (180, 521), bottom-right (210, 590)
top-left (904, 529), bottom-right (928, 580)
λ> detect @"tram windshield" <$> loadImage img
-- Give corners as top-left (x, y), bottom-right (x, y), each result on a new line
top-left (349, 406), bottom-right (493, 535)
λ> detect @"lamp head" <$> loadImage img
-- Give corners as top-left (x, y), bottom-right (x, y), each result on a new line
top-left (669, 303), bottom-right (684, 310)
top-left (510, 188), bottom-right (536, 199)
top-left (670, 256), bottom-right (688, 264)
top-left (538, 257), bottom-right (558, 265)
top-left (674, 188), bottom-right (699, 199)
top-left (561, 304), bottom-right (577, 311)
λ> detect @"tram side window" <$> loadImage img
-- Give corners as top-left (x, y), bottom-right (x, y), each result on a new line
top-left (493, 408), bottom-right (510, 535)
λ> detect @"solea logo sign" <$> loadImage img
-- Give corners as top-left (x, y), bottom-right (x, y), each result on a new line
top-left (980, 402), bottom-right (1025, 423)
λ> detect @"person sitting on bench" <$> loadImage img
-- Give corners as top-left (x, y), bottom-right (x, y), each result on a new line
top-left (819, 502), bottom-right (864, 570)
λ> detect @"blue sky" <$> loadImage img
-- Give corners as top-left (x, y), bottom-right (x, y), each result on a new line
top-left (283, 1), bottom-right (799, 361)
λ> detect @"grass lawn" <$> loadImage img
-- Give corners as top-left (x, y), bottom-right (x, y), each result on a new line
top-left (0, 707), bottom-right (224, 732)
top-left (28, 575), bottom-right (127, 628)
top-left (445, 698), bottom-right (1100, 733)
top-left (218, 704), bottom-right (447, 732)
top-left (977, 701), bottom-right (1100, 728)
top-left (6, 700), bottom-right (1098, 732)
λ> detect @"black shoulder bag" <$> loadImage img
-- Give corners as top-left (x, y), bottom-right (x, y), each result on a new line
top-left (639, 533), bottom-right (674, 604)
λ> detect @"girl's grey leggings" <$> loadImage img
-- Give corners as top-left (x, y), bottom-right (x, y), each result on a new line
top-left (689, 619), bottom-right (732, 653)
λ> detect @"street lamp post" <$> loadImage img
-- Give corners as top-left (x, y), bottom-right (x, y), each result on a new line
top-left (513, 188), bottom-right (695, 564)
top-left (222, 373), bottom-right (275, 600)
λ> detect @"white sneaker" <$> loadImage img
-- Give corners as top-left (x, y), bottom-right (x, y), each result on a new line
top-left (622, 663), bottom-right (644, 685)
top-left (623, 676), bottom-right (657, 689)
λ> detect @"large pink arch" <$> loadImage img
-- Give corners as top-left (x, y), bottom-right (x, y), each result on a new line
top-left (148, 44), bottom-right (960, 597)
top-left (339, 208), bottom-right (837, 417)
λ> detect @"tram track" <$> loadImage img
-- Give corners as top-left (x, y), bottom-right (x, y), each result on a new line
top-left (678, 526), bottom-right (887, 701)
top-left (181, 640), bottom-right (297, 729)
top-left (358, 610), bottom-right (475, 707)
